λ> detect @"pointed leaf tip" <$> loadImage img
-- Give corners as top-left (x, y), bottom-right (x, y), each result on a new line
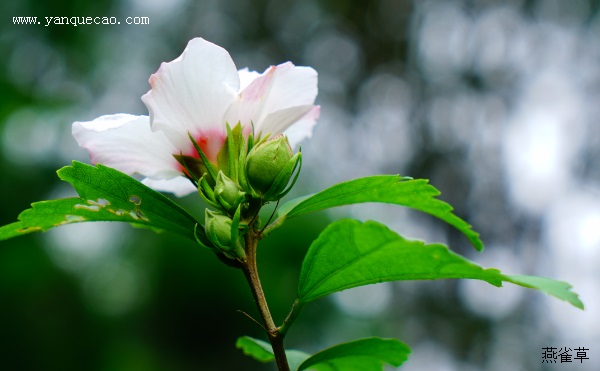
top-left (506, 275), bottom-right (584, 310)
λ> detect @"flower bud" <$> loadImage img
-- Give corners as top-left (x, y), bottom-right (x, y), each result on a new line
top-left (245, 135), bottom-right (300, 201)
top-left (204, 209), bottom-right (233, 249)
top-left (204, 209), bottom-right (246, 260)
top-left (214, 171), bottom-right (245, 213)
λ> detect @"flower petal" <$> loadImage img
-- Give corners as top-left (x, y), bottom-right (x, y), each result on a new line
top-left (142, 177), bottom-right (198, 197)
top-left (224, 62), bottom-right (318, 138)
top-left (238, 68), bottom-right (261, 91)
top-left (282, 105), bottom-right (321, 148)
top-left (141, 38), bottom-right (239, 160)
top-left (72, 114), bottom-right (180, 179)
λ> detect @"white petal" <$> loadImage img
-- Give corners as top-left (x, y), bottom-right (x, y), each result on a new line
top-left (142, 177), bottom-right (198, 197)
top-left (72, 114), bottom-right (180, 179)
top-left (141, 38), bottom-right (239, 161)
top-left (258, 105), bottom-right (316, 140)
top-left (283, 106), bottom-right (321, 148)
top-left (238, 68), bottom-right (261, 91)
top-left (224, 62), bottom-right (318, 138)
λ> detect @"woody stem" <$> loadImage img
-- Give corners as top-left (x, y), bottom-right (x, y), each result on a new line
top-left (242, 225), bottom-right (289, 371)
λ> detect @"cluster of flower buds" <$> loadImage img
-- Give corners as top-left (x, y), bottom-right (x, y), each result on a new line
top-left (177, 123), bottom-right (302, 261)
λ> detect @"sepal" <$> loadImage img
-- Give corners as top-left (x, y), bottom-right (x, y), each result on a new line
top-left (217, 123), bottom-right (244, 181)
top-left (188, 132), bottom-right (218, 184)
top-left (264, 150), bottom-right (301, 201)
top-left (198, 174), bottom-right (221, 209)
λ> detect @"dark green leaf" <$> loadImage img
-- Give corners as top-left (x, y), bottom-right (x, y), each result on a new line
top-left (298, 337), bottom-right (410, 371)
top-left (0, 161), bottom-right (207, 244)
top-left (236, 336), bottom-right (310, 370)
top-left (275, 175), bottom-right (483, 251)
top-left (297, 219), bottom-right (583, 309)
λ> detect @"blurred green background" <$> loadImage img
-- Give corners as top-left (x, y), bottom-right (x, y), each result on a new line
top-left (1, 0), bottom-right (599, 370)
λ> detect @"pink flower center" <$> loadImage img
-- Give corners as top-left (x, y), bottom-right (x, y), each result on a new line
top-left (176, 128), bottom-right (227, 176)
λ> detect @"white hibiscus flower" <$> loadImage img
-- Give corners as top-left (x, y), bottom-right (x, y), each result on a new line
top-left (73, 38), bottom-right (319, 197)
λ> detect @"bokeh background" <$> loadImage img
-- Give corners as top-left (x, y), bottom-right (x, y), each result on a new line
top-left (1, 0), bottom-right (599, 370)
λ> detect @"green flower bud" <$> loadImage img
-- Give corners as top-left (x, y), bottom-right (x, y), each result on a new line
top-left (245, 135), bottom-right (301, 201)
top-left (214, 171), bottom-right (245, 213)
top-left (204, 209), bottom-right (246, 260)
top-left (204, 209), bottom-right (233, 249)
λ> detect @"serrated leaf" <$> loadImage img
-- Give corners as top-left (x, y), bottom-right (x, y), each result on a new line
top-left (297, 219), bottom-right (583, 309)
top-left (0, 161), bottom-right (207, 244)
top-left (504, 275), bottom-right (583, 308)
top-left (298, 337), bottom-right (410, 371)
top-left (275, 175), bottom-right (483, 251)
top-left (236, 336), bottom-right (310, 371)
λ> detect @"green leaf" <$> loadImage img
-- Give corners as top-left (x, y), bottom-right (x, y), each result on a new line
top-left (298, 337), bottom-right (410, 371)
top-left (297, 219), bottom-right (583, 309)
top-left (504, 275), bottom-right (583, 308)
top-left (235, 336), bottom-right (408, 371)
top-left (0, 161), bottom-right (207, 244)
top-left (236, 336), bottom-right (310, 371)
top-left (236, 336), bottom-right (275, 363)
top-left (275, 175), bottom-right (483, 251)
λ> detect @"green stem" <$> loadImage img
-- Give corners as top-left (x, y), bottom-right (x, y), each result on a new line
top-left (261, 216), bottom-right (284, 237)
top-left (279, 299), bottom-right (304, 338)
top-left (242, 229), bottom-right (290, 371)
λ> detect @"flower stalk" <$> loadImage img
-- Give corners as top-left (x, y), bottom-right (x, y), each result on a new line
top-left (241, 227), bottom-right (290, 371)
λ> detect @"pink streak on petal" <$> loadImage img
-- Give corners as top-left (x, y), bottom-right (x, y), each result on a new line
top-left (148, 70), bottom-right (158, 88)
top-left (227, 64), bottom-right (292, 134)
top-left (240, 65), bottom-right (276, 101)
top-left (225, 61), bottom-right (317, 138)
